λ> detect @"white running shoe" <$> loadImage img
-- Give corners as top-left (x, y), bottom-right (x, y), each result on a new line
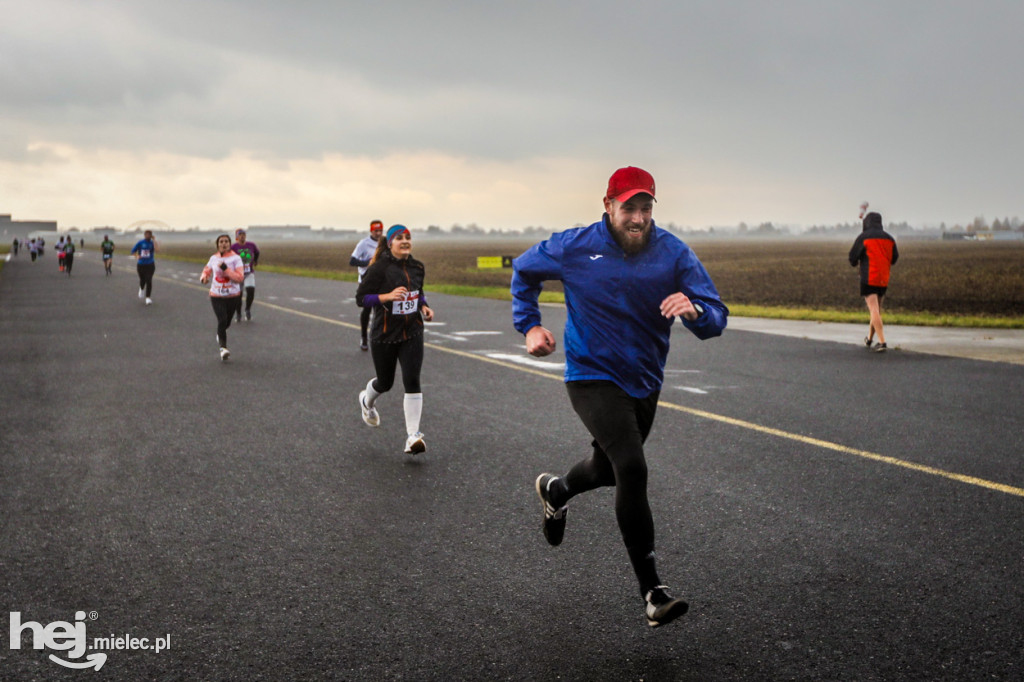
top-left (359, 390), bottom-right (380, 427)
top-left (219, 347), bottom-right (230, 361)
top-left (139, 288), bottom-right (145, 299)
top-left (145, 297), bottom-right (153, 306)
top-left (404, 432), bottom-right (426, 454)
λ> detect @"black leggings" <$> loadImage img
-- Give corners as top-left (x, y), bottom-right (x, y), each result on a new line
top-left (211, 296), bottom-right (241, 347)
top-left (245, 286), bottom-right (255, 312)
top-left (137, 263), bottom-right (156, 296)
top-left (563, 381), bottom-right (659, 554)
top-left (64, 254), bottom-right (74, 274)
top-left (370, 335), bottom-right (423, 394)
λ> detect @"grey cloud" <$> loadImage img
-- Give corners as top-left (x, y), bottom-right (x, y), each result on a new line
top-left (1, 0), bottom-right (1022, 224)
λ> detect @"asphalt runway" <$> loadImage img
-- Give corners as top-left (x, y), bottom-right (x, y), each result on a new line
top-left (2, 251), bottom-right (1022, 681)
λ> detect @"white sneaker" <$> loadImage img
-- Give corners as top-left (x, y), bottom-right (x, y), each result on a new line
top-left (359, 390), bottom-right (380, 427)
top-left (219, 347), bottom-right (230, 362)
top-left (139, 288), bottom-right (145, 299)
top-left (404, 432), bottom-right (426, 454)
top-left (145, 297), bottom-right (153, 306)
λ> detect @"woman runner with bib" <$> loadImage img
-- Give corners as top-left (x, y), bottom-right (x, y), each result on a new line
top-left (355, 224), bottom-right (434, 454)
top-left (200, 234), bottom-right (245, 362)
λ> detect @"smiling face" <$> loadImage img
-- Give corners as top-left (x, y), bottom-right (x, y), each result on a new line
top-left (603, 193), bottom-right (654, 255)
top-left (388, 231), bottom-right (412, 259)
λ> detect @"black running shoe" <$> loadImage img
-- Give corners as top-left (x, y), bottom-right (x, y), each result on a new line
top-left (872, 342), bottom-right (888, 353)
top-left (644, 586), bottom-right (689, 628)
top-left (535, 473), bottom-right (567, 546)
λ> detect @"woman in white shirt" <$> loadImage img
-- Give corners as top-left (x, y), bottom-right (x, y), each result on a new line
top-left (200, 234), bottom-right (245, 361)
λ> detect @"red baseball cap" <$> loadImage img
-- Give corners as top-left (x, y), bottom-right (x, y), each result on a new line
top-left (606, 166), bottom-right (656, 203)
top-left (370, 220), bottom-right (384, 231)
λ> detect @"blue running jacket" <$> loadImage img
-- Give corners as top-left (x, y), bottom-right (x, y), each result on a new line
top-left (512, 215), bottom-right (728, 398)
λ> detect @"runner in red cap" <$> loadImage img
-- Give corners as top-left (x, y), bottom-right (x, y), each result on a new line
top-left (513, 166), bottom-right (728, 627)
top-left (350, 220), bottom-right (385, 350)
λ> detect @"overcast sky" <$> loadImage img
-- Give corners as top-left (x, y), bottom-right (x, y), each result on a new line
top-left (2, 0), bottom-right (1022, 232)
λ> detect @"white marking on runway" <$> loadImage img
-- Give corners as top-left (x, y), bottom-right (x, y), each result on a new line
top-left (674, 385), bottom-right (738, 394)
top-left (425, 330), bottom-right (469, 342)
top-left (482, 352), bottom-right (564, 371)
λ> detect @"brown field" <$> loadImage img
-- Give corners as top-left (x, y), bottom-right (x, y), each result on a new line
top-left (162, 237), bottom-right (1024, 318)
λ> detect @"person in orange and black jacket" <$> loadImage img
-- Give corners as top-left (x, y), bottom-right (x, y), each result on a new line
top-left (849, 211), bottom-right (899, 352)
top-left (355, 224), bottom-right (435, 454)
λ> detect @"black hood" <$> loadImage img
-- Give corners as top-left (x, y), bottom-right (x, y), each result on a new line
top-left (862, 212), bottom-right (883, 232)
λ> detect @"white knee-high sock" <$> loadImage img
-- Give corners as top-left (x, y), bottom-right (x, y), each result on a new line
top-left (365, 378), bottom-right (382, 407)
top-left (404, 393), bottom-right (423, 435)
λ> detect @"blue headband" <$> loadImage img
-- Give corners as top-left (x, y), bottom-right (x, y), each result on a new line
top-left (386, 224), bottom-right (410, 245)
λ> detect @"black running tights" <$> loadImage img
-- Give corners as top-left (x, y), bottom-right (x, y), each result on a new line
top-left (137, 263), bottom-right (155, 296)
top-left (211, 296), bottom-right (241, 347)
top-left (563, 380), bottom-right (659, 557)
top-left (370, 335), bottom-right (423, 394)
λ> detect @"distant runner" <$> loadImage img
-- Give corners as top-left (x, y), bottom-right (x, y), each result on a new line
top-left (62, 238), bottom-right (76, 276)
top-left (231, 229), bottom-right (260, 321)
top-left (130, 230), bottom-right (158, 305)
top-left (350, 219), bottom-right (384, 350)
top-left (849, 210), bottom-right (899, 352)
top-left (200, 234), bottom-right (245, 361)
top-left (101, 235), bottom-right (115, 275)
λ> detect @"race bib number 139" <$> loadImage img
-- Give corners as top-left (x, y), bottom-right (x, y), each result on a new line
top-left (392, 290), bottom-right (420, 315)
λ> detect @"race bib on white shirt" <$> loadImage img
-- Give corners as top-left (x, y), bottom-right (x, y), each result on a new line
top-left (206, 254), bottom-right (243, 297)
top-left (392, 289), bottom-right (420, 315)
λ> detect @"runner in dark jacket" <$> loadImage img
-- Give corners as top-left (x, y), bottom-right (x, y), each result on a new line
top-left (355, 225), bottom-right (435, 454)
top-left (849, 211), bottom-right (899, 352)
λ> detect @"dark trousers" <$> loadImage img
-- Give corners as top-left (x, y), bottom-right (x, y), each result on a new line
top-left (211, 296), bottom-right (241, 347)
top-left (360, 306), bottom-right (372, 341)
top-left (137, 263), bottom-right (155, 296)
top-left (370, 335), bottom-right (424, 394)
top-left (563, 380), bottom-right (661, 588)
top-left (64, 254), bottom-right (74, 274)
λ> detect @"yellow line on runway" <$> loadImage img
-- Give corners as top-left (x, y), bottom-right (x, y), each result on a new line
top-left (655, 403), bottom-right (1024, 498)
top-left (156, 270), bottom-right (1024, 499)
top-left (427, 343), bottom-right (1024, 498)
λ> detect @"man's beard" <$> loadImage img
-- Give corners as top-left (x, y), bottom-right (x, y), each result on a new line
top-left (610, 223), bottom-right (651, 255)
